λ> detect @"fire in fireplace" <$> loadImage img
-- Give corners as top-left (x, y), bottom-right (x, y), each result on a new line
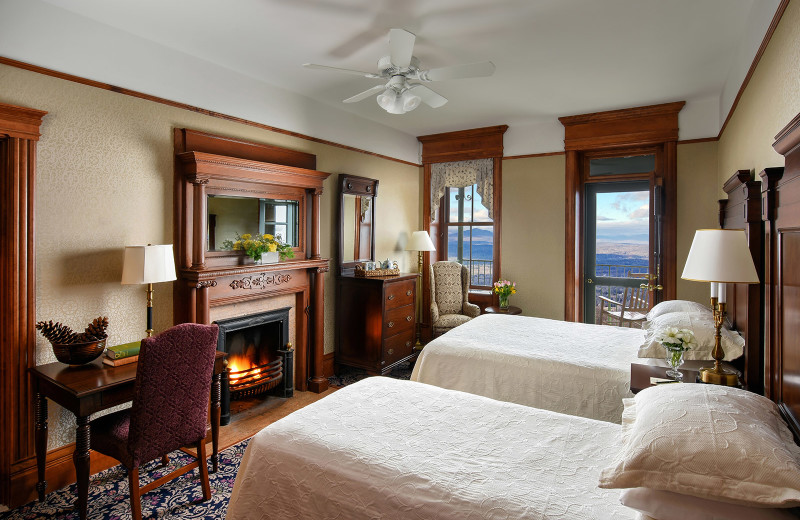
top-left (214, 308), bottom-right (294, 425)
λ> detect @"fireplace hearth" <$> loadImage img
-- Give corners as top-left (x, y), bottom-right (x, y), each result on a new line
top-left (215, 308), bottom-right (294, 425)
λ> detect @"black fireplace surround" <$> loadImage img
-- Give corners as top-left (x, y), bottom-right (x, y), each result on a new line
top-left (214, 308), bottom-right (294, 425)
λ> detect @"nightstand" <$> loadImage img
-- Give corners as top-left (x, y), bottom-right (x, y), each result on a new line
top-left (630, 363), bottom-right (699, 394)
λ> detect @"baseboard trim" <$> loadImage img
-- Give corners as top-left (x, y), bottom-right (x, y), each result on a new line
top-left (323, 352), bottom-right (335, 377)
top-left (9, 444), bottom-right (118, 509)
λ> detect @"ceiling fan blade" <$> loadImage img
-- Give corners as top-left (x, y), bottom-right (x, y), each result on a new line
top-left (303, 63), bottom-right (381, 79)
top-left (409, 85), bottom-right (448, 108)
top-left (389, 28), bottom-right (415, 68)
top-left (421, 61), bottom-right (496, 82)
top-left (343, 85), bottom-right (386, 103)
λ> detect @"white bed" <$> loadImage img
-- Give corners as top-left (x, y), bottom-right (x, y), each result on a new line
top-left (226, 376), bottom-right (638, 520)
top-left (410, 313), bottom-right (644, 423)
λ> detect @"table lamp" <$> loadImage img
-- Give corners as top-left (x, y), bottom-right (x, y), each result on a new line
top-left (405, 230), bottom-right (436, 273)
top-left (121, 244), bottom-right (177, 337)
top-left (681, 229), bottom-right (759, 385)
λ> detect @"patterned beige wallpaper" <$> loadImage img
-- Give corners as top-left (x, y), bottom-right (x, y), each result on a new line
top-left (0, 63), bottom-right (420, 449)
top-left (718, 0), bottom-right (800, 187)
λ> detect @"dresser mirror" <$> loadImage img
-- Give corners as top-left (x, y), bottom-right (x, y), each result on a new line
top-left (338, 174), bottom-right (378, 274)
top-left (207, 194), bottom-right (300, 252)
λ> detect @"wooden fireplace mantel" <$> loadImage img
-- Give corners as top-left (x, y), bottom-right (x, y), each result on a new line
top-left (174, 129), bottom-right (331, 393)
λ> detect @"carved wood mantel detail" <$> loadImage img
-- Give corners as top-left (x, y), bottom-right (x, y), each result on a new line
top-left (174, 129), bottom-right (331, 393)
top-left (230, 273), bottom-right (293, 290)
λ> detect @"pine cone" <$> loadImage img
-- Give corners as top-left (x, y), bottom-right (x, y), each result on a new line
top-left (36, 320), bottom-right (79, 344)
top-left (82, 316), bottom-right (109, 340)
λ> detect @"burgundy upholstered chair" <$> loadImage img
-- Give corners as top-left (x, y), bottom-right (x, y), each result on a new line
top-left (90, 323), bottom-right (219, 520)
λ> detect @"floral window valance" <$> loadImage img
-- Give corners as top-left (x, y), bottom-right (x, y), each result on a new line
top-left (430, 158), bottom-right (494, 220)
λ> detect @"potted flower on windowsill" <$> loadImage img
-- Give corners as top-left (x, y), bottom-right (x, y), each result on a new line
top-left (492, 279), bottom-right (517, 310)
top-left (656, 327), bottom-right (696, 381)
top-left (228, 233), bottom-right (294, 264)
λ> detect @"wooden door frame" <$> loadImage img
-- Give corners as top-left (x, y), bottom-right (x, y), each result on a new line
top-left (560, 102), bottom-right (682, 322)
top-left (418, 126), bottom-right (507, 342)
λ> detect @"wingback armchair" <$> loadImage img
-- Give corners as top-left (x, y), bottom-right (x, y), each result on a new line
top-left (430, 261), bottom-right (481, 338)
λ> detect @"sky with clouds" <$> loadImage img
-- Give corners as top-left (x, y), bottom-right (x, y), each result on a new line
top-left (596, 190), bottom-right (649, 244)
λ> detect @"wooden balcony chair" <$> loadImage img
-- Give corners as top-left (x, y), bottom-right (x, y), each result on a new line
top-left (597, 284), bottom-right (649, 328)
top-left (430, 261), bottom-right (481, 338)
top-left (89, 323), bottom-right (220, 520)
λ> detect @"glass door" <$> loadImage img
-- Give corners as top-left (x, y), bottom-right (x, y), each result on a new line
top-left (584, 180), bottom-right (657, 326)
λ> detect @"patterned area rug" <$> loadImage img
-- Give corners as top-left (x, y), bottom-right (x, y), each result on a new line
top-left (1, 439), bottom-right (249, 519)
top-left (327, 360), bottom-right (413, 387)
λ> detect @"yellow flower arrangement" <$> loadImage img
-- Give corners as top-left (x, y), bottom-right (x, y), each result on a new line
top-left (229, 232), bottom-right (294, 262)
top-left (493, 279), bottom-right (517, 309)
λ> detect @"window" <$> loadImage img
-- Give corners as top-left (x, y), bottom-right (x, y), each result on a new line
top-left (259, 199), bottom-right (298, 246)
top-left (443, 183), bottom-right (494, 288)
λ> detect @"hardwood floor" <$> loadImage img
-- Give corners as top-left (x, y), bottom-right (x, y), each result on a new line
top-left (191, 387), bottom-right (339, 458)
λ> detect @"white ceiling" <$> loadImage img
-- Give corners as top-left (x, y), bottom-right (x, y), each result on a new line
top-left (0, 0), bottom-right (781, 162)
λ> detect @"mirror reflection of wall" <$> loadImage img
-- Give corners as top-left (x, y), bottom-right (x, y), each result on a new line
top-left (342, 194), bottom-right (373, 263)
top-left (342, 195), bottom-right (356, 262)
top-left (207, 195), bottom-right (300, 251)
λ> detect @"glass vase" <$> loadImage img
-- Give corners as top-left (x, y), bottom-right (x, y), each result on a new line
top-left (499, 293), bottom-right (509, 310)
top-left (664, 345), bottom-right (685, 381)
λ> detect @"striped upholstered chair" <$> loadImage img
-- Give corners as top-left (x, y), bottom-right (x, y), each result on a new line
top-left (430, 261), bottom-right (481, 338)
top-left (89, 323), bottom-right (219, 520)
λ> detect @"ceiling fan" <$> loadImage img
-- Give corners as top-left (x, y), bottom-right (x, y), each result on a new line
top-left (303, 28), bottom-right (495, 115)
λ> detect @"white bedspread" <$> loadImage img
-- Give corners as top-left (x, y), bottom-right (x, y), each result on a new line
top-left (411, 314), bottom-right (644, 423)
top-left (227, 377), bottom-right (635, 520)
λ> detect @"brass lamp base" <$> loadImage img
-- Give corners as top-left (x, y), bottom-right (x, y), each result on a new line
top-left (699, 365), bottom-right (739, 386)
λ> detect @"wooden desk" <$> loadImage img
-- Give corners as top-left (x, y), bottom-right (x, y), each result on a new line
top-left (484, 305), bottom-right (522, 315)
top-left (29, 351), bottom-right (227, 520)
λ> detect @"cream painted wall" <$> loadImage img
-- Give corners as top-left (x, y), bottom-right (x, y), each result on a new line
top-left (501, 143), bottom-right (718, 322)
top-left (717, 0), bottom-right (800, 188)
top-left (501, 155), bottom-right (566, 320)
top-left (677, 141), bottom-right (720, 304)
top-left (0, 63), bottom-right (419, 449)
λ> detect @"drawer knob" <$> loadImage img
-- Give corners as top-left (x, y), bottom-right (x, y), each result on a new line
top-left (406, 341), bottom-right (411, 347)
top-left (406, 290), bottom-right (412, 296)
top-left (388, 321), bottom-right (394, 328)
top-left (388, 348), bottom-right (394, 355)
top-left (406, 316), bottom-right (413, 322)
top-left (388, 294), bottom-right (395, 300)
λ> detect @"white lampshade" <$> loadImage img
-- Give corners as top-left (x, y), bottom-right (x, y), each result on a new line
top-left (681, 229), bottom-right (758, 284)
top-left (121, 244), bottom-right (177, 285)
top-left (405, 231), bottom-right (436, 252)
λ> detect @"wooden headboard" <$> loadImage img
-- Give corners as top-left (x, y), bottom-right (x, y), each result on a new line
top-left (764, 111), bottom-right (800, 438)
top-left (718, 170), bottom-right (765, 394)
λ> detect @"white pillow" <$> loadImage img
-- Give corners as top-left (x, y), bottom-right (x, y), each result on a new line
top-left (599, 384), bottom-right (800, 507)
top-left (638, 312), bottom-right (744, 360)
top-left (646, 300), bottom-right (713, 321)
top-left (620, 488), bottom-right (799, 520)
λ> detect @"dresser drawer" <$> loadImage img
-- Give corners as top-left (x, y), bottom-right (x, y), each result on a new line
top-left (384, 280), bottom-right (415, 310)
top-left (383, 304), bottom-right (415, 336)
top-left (382, 331), bottom-right (414, 367)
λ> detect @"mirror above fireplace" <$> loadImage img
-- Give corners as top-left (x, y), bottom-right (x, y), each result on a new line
top-left (207, 195), bottom-right (300, 252)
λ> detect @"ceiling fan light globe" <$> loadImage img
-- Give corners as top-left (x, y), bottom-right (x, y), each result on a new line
top-left (376, 89), bottom-right (396, 110)
top-left (401, 90), bottom-right (421, 112)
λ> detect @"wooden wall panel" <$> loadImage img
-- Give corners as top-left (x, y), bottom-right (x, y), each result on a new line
top-left (0, 102), bottom-right (46, 506)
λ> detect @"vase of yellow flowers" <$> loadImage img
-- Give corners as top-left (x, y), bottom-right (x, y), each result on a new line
top-left (493, 279), bottom-right (517, 310)
top-left (229, 233), bottom-right (294, 264)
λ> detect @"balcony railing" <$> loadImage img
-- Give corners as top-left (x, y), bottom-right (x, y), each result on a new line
top-left (593, 264), bottom-right (650, 327)
top-left (450, 258), bottom-right (494, 287)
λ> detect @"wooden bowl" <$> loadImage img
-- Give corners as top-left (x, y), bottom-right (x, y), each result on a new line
top-left (51, 339), bottom-right (106, 365)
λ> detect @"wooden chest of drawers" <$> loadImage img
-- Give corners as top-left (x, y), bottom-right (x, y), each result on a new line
top-left (336, 273), bottom-right (418, 374)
